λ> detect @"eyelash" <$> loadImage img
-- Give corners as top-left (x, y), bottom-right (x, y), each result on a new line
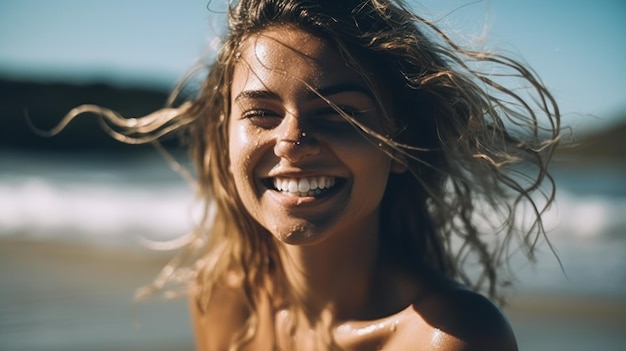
top-left (316, 106), bottom-right (364, 125)
top-left (241, 109), bottom-right (278, 119)
top-left (240, 109), bottom-right (282, 130)
top-left (320, 105), bottom-right (364, 116)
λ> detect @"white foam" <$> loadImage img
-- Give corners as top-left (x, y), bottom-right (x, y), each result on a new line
top-left (0, 176), bottom-right (197, 245)
top-left (543, 189), bottom-right (626, 239)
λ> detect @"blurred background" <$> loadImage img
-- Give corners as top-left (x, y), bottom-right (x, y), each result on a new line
top-left (1, 1), bottom-right (624, 350)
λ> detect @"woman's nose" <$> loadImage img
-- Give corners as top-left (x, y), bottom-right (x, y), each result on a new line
top-left (273, 117), bottom-right (320, 163)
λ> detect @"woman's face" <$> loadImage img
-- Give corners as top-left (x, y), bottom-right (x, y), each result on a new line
top-left (228, 25), bottom-right (402, 245)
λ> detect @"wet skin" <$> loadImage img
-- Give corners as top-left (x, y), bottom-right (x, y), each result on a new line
top-left (192, 25), bottom-right (518, 351)
top-left (227, 25), bottom-right (402, 246)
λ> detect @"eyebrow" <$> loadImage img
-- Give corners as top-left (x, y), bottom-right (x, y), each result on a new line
top-left (312, 83), bottom-right (374, 100)
top-left (233, 83), bottom-right (374, 103)
top-left (234, 90), bottom-right (280, 103)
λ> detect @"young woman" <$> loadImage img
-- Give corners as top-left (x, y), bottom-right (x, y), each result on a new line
top-left (57, 0), bottom-right (561, 349)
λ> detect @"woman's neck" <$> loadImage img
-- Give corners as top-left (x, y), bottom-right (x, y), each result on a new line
top-left (277, 219), bottom-right (382, 322)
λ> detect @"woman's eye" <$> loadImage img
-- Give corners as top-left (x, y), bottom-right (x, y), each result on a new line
top-left (315, 106), bottom-right (362, 127)
top-left (241, 109), bottom-right (282, 129)
top-left (320, 106), bottom-right (364, 117)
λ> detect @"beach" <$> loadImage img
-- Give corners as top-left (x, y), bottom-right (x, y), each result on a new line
top-left (2, 237), bottom-right (624, 351)
top-left (0, 239), bottom-right (194, 351)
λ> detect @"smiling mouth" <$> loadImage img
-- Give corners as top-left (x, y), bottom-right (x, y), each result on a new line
top-left (266, 176), bottom-right (342, 197)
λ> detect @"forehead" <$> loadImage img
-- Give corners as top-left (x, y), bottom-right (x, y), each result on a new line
top-left (240, 26), bottom-right (334, 64)
top-left (231, 26), bottom-right (366, 95)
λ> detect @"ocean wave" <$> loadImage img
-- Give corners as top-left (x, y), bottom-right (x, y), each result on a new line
top-left (543, 190), bottom-right (626, 239)
top-left (1, 173), bottom-right (624, 247)
top-left (0, 176), bottom-right (197, 246)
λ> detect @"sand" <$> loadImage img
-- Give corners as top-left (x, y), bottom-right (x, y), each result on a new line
top-left (1, 238), bottom-right (624, 351)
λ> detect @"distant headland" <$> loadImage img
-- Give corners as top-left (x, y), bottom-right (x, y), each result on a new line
top-left (0, 77), bottom-right (171, 152)
top-left (1, 77), bottom-right (624, 162)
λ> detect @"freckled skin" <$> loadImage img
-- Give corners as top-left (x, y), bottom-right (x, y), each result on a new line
top-left (227, 26), bottom-right (398, 246)
top-left (192, 26), bottom-right (518, 351)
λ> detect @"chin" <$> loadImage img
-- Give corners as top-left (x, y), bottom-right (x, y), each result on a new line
top-left (270, 223), bottom-right (329, 246)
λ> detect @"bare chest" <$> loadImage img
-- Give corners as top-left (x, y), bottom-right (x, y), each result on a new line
top-left (269, 307), bottom-right (431, 351)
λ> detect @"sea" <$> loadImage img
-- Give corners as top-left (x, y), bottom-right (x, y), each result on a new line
top-left (1, 150), bottom-right (625, 351)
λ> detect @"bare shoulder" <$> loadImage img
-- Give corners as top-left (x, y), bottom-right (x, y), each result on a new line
top-left (189, 271), bottom-right (264, 351)
top-left (407, 283), bottom-right (518, 351)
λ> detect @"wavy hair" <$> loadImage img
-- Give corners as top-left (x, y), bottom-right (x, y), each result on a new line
top-left (54, 0), bottom-right (560, 349)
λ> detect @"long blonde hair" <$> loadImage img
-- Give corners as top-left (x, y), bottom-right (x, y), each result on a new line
top-left (55, 0), bottom-right (560, 349)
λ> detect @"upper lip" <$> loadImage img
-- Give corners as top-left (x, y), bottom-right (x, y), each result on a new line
top-left (264, 166), bottom-right (344, 179)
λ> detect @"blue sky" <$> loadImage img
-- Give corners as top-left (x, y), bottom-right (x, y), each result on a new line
top-left (1, 0), bottom-right (625, 132)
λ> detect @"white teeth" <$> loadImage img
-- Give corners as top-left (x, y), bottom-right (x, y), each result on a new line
top-left (298, 178), bottom-right (310, 193)
top-left (288, 179), bottom-right (298, 193)
top-left (317, 177), bottom-right (325, 189)
top-left (273, 176), bottom-right (337, 196)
